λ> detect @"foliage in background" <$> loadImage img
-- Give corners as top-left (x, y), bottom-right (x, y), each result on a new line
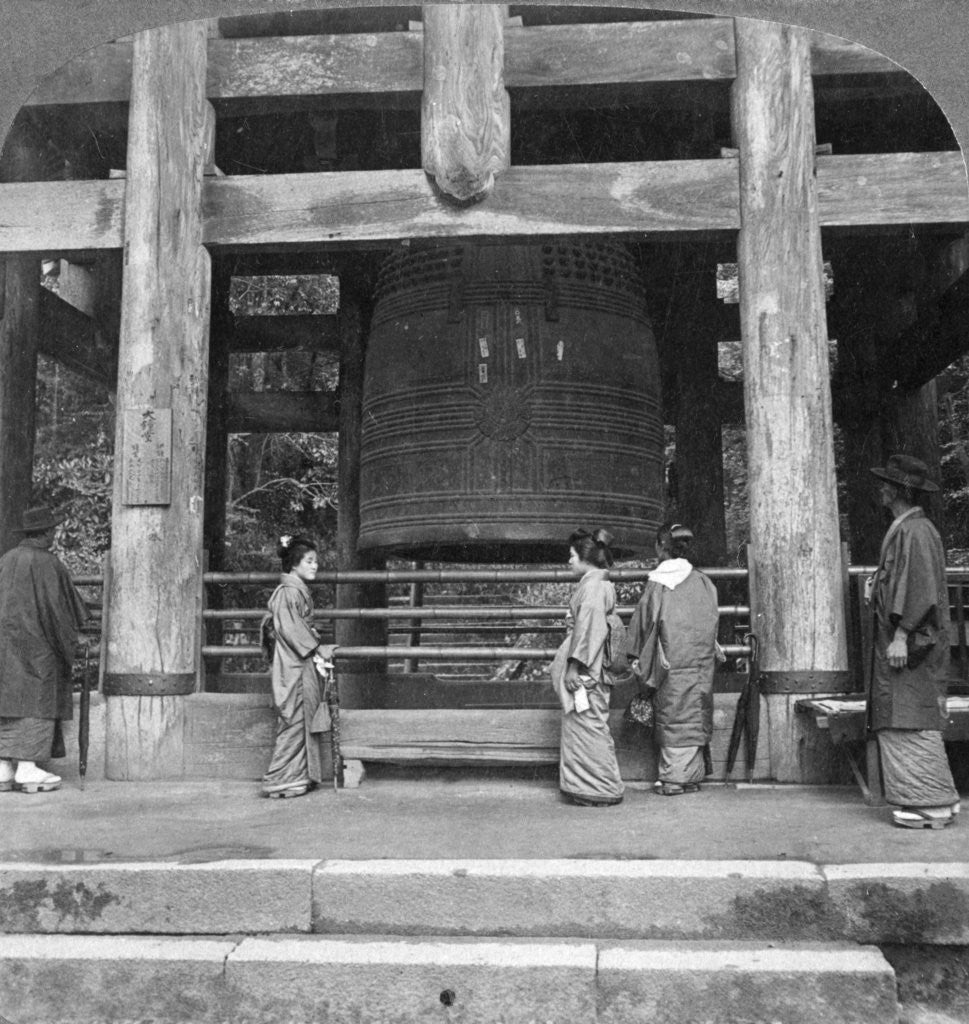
top-left (33, 356), bottom-right (114, 574)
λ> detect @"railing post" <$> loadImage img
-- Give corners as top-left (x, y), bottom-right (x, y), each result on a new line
top-left (404, 562), bottom-right (425, 674)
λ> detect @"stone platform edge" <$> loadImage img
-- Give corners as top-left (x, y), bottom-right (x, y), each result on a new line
top-left (0, 935), bottom-right (898, 1024)
top-left (1, 859), bottom-right (969, 944)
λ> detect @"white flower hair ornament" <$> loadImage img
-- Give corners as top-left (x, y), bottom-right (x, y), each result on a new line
top-left (279, 534), bottom-right (293, 548)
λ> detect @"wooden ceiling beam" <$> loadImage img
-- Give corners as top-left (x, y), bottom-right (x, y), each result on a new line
top-left (0, 151), bottom-right (963, 255)
top-left (27, 20), bottom-right (901, 111)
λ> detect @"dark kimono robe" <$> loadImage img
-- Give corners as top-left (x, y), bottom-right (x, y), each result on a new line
top-left (0, 538), bottom-right (88, 721)
top-left (551, 568), bottom-right (624, 803)
top-left (869, 508), bottom-right (949, 733)
top-left (627, 566), bottom-right (719, 749)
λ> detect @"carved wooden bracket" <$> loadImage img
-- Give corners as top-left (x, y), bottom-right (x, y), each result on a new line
top-left (421, 5), bottom-right (510, 203)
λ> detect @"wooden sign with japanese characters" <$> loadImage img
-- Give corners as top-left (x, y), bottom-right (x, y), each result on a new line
top-left (122, 406), bottom-right (173, 506)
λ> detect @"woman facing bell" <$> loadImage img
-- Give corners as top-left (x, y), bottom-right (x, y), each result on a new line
top-left (627, 523), bottom-right (720, 796)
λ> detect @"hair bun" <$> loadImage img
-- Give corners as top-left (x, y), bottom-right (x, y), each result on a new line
top-left (592, 527), bottom-right (614, 548)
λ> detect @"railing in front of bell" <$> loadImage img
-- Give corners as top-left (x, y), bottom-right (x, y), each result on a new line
top-left (200, 604), bottom-right (752, 621)
top-left (201, 643), bottom-right (754, 660)
top-left (201, 566), bottom-right (752, 586)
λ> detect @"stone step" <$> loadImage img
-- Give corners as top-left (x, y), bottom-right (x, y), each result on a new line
top-left (2, 858), bottom-right (968, 946)
top-left (0, 934), bottom-right (897, 1024)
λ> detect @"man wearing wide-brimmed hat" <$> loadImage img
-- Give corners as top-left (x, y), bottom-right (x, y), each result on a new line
top-left (867, 454), bottom-right (960, 829)
top-left (0, 506), bottom-right (88, 794)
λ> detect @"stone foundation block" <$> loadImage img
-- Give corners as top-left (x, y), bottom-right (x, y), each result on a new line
top-left (824, 863), bottom-right (969, 943)
top-left (225, 935), bottom-right (597, 1024)
top-left (0, 860), bottom-right (316, 933)
top-left (596, 941), bottom-right (898, 1024)
top-left (0, 935), bottom-right (236, 1023)
top-left (313, 858), bottom-right (830, 939)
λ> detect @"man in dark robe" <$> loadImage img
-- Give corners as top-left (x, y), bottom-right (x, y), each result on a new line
top-left (0, 506), bottom-right (88, 793)
top-left (867, 454), bottom-right (959, 829)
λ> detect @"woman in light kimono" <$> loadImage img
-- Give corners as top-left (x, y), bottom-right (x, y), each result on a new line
top-left (262, 535), bottom-right (329, 798)
top-left (627, 523), bottom-right (720, 796)
top-left (551, 528), bottom-right (625, 807)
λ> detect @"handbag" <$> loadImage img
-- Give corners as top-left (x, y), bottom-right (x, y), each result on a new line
top-left (624, 691), bottom-right (654, 728)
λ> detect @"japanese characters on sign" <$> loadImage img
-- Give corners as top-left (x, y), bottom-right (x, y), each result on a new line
top-left (122, 407), bottom-right (173, 506)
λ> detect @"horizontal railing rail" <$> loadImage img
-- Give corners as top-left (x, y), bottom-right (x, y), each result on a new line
top-left (67, 566), bottom-right (969, 590)
top-left (201, 603), bottom-right (752, 621)
top-left (200, 642), bottom-right (754, 660)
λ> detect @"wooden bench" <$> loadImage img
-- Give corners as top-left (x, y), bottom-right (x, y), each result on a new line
top-left (795, 694), bottom-right (969, 803)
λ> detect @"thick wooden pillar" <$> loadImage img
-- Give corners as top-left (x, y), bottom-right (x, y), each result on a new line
top-left (203, 269), bottom-right (232, 575)
top-left (104, 22), bottom-right (212, 779)
top-left (0, 131), bottom-right (43, 554)
top-left (672, 254), bottom-right (727, 565)
top-left (732, 19), bottom-right (849, 781)
top-left (336, 295), bottom-right (387, 708)
top-left (421, 4), bottom-right (510, 202)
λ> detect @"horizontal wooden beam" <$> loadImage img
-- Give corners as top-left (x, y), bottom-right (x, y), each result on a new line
top-left (27, 20), bottom-right (902, 110)
top-left (224, 389), bottom-right (338, 433)
top-left (0, 152), bottom-right (964, 255)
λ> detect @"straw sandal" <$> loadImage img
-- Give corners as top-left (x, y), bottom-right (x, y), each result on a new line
top-left (892, 806), bottom-right (954, 830)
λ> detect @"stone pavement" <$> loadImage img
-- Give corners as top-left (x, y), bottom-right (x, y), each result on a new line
top-left (1, 772), bottom-right (966, 865)
top-left (3, 775), bottom-right (969, 1023)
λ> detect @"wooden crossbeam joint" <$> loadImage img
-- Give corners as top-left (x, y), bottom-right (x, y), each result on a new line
top-left (421, 4), bottom-right (511, 203)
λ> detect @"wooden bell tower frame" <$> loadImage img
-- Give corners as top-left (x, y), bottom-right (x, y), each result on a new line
top-left (0, 6), bottom-right (966, 780)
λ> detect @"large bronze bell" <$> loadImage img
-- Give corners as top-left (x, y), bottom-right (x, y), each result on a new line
top-left (358, 240), bottom-right (663, 561)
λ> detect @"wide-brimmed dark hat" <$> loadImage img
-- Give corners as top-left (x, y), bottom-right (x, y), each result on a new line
top-left (870, 454), bottom-right (940, 493)
top-left (18, 505), bottom-right (65, 533)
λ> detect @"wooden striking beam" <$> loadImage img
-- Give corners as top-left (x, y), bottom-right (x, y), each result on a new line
top-left (26, 20), bottom-right (901, 110)
top-left (421, 4), bottom-right (510, 202)
top-left (37, 285), bottom-right (113, 385)
top-left (224, 389), bottom-right (338, 433)
top-left (0, 151), bottom-right (964, 255)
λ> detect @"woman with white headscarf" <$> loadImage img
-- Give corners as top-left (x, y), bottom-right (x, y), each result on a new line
top-left (627, 523), bottom-right (720, 795)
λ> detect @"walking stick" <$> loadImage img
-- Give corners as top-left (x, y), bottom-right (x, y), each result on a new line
top-left (743, 633), bottom-right (760, 782)
top-left (315, 647), bottom-right (342, 791)
top-left (78, 645), bottom-right (90, 791)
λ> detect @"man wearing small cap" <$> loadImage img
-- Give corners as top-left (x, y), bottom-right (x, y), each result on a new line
top-left (0, 506), bottom-right (88, 793)
top-left (867, 455), bottom-right (960, 828)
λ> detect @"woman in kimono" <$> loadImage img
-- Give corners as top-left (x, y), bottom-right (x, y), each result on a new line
top-left (552, 528), bottom-right (625, 807)
top-left (262, 535), bottom-right (328, 799)
top-left (628, 523), bottom-right (720, 796)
